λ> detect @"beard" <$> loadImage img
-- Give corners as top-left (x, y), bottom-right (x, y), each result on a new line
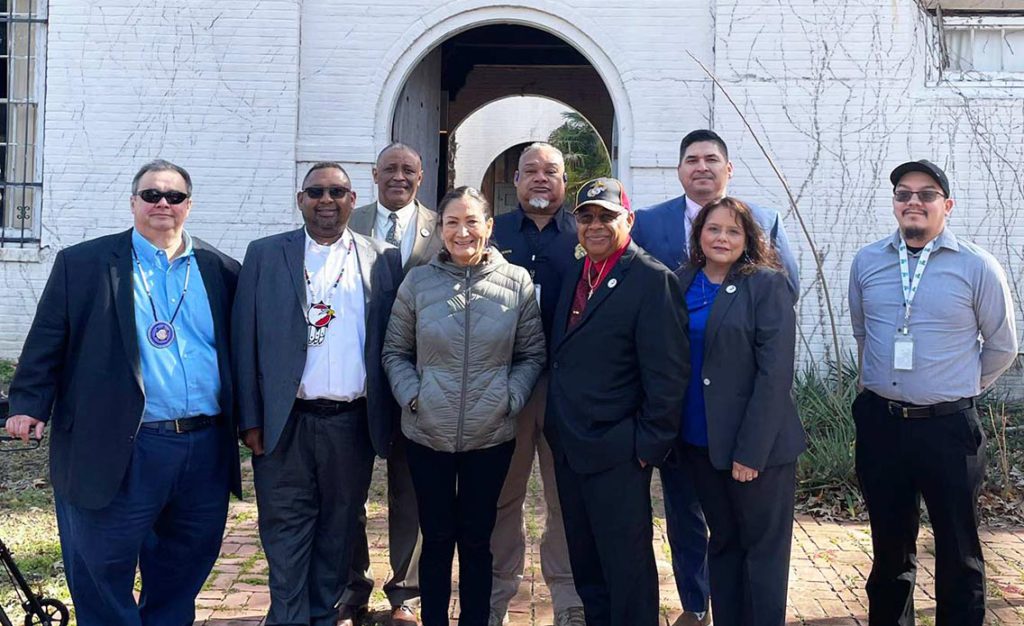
top-left (528, 197), bottom-right (551, 210)
top-left (901, 226), bottom-right (926, 241)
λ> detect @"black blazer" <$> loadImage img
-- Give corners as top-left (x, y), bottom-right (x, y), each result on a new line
top-left (231, 227), bottom-right (402, 457)
top-left (675, 264), bottom-right (805, 471)
top-left (8, 229), bottom-right (242, 509)
top-left (544, 242), bottom-right (689, 474)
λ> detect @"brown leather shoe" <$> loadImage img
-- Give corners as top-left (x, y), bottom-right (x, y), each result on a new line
top-left (336, 604), bottom-right (368, 626)
top-left (671, 610), bottom-right (712, 626)
top-left (391, 605), bottom-right (419, 625)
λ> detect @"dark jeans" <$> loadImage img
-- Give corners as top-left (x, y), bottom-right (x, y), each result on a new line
top-left (406, 439), bottom-right (516, 626)
top-left (553, 455), bottom-right (660, 626)
top-left (853, 390), bottom-right (987, 626)
top-left (55, 425), bottom-right (229, 626)
top-left (660, 459), bottom-right (711, 612)
top-left (253, 403), bottom-right (375, 626)
top-left (682, 445), bottom-right (796, 626)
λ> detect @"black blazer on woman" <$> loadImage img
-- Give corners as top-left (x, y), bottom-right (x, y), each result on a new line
top-left (675, 264), bottom-right (805, 471)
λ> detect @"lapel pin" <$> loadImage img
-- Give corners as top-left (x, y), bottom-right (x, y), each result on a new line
top-left (420, 228), bottom-right (430, 237)
top-left (725, 285), bottom-right (737, 294)
top-left (608, 278), bottom-right (618, 288)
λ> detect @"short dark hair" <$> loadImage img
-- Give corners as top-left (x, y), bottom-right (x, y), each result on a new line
top-left (376, 142), bottom-right (422, 168)
top-left (688, 196), bottom-right (781, 275)
top-left (132, 159), bottom-right (192, 195)
top-left (302, 162), bottom-right (350, 187)
top-left (437, 186), bottom-right (492, 218)
top-left (679, 130), bottom-right (729, 164)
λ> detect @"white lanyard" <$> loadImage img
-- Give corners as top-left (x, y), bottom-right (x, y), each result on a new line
top-left (897, 237), bottom-right (936, 334)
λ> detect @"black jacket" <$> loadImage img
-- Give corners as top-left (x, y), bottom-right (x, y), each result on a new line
top-left (545, 242), bottom-right (689, 474)
top-left (9, 229), bottom-right (242, 509)
top-left (675, 264), bottom-right (805, 471)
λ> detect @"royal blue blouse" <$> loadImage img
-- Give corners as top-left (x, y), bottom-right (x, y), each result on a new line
top-left (682, 270), bottom-right (720, 447)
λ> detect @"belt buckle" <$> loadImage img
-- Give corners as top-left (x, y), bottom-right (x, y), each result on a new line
top-left (888, 401), bottom-right (909, 418)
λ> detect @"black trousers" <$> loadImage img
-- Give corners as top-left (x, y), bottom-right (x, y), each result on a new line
top-left (853, 390), bottom-right (987, 626)
top-left (406, 439), bottom-right (516, 626)
top-left (682, 445), bottom-right (796, 626)
top-left (253, 403), bottom-right (375, 626)
top-left (553, 454), bottom-right (660, 626)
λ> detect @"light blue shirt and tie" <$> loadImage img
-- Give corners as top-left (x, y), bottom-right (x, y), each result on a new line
top-left (131, 229), bottom-right (221, 422)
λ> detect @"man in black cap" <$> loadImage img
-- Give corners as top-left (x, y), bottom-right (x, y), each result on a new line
top-left (848, 160), bottom-right (1017, 626)
top-left (545, 177), bottom-right (688, 626)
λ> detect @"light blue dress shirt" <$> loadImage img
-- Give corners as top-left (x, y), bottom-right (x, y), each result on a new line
top-left (132, 229), bottom-right (221, 422)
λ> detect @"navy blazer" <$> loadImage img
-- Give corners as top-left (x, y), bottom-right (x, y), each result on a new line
top-left (632, 194), bottom-right (800, 296)
top-left (544, 242), bottom-right (689, 474)
top-left (675, 264), bottom-right (806, 471)
top-left (232, 227), bottom-right (402, 457)
top-left (9, 229), bottom-right (242, 509)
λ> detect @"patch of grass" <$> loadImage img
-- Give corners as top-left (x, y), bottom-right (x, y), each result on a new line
top-left (0, 358), bottom-right (15, 387)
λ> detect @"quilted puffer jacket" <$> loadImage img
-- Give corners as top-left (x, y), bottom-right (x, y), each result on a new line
top-left (382, 248), bottom-right (546, 452)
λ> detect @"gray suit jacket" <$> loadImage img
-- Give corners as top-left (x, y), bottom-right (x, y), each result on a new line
top-left (675, 264), bottom-right (806, 471)
top-left (231, 227), bottom-right (403, 457)
top-left (349, 200), bottom-right (442, 272)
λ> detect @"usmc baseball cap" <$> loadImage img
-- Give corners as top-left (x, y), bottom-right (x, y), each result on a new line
top-left (573, 177), bottom-right (632, 214)
top-left (889, 160), bottom-right (951, 197)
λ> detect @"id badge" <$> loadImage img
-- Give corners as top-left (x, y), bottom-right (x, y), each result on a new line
top-left (893, 333), bottom-right (914, 371)
top-left (534, 284), bottom-right (542, 309)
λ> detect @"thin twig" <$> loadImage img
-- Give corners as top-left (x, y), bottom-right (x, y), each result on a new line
top-left (687, 51), bottom-right (844, 384)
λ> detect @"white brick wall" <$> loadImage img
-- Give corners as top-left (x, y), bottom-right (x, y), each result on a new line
top-left (2, 0), bottom-right (1021, 384)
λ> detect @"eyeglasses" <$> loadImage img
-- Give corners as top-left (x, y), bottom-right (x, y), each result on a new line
top-left (137, 189), bottom-right (190, 205)
top-left (574, 211), bottom-right (623, 226)
top-left (303, 186), bottom-right (351, 200)
top-left (894, 189), bottom-right (945, 203)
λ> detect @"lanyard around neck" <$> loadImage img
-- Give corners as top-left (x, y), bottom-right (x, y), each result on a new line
top-left (897, 237), bottom-right (937, 333)
top-left (132, 247), bottom-right (191, 327)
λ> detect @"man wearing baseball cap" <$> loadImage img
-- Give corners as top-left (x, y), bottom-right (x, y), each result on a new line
top-left (849, 160), bottom-right (1017, 625)
top-left (544, 177), bottom-right (689, 626)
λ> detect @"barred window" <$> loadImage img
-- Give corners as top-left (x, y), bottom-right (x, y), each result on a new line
top-left (1, 0), bottom-right (45, 245)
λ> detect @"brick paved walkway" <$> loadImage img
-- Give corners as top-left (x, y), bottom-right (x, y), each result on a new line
top-left (195, 460), bottom-right (1024, 625)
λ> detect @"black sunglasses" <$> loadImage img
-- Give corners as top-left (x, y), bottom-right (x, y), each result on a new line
top-left (137, 189), bottom-right (190, 205)
top-left (894, 189), bottom-right (945, 203)
top-left (303, 186), bottom-right (351, 200)
top-left (574, 211), bottom-right (623, 225)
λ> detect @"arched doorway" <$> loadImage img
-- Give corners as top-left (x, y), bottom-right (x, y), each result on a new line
top-left (375, 12), bottom-right (630, 206)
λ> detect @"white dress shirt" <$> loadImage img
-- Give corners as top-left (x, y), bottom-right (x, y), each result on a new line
top-left (374, 201), bottom-right (417, 264)
top-left (298, 229), bottom-right (367, 401)
top-left (682, 195), bottom-right (704, 257)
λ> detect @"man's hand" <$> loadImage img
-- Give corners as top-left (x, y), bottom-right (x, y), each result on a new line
top-left (241, 427), bottom-right (265, 456)
top-left (4, 415), bottom-right (45, 442)
top-left (732, 461), bottom-right (759, 483)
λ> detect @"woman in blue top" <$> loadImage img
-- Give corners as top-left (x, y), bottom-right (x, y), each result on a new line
top-left (670, 197), bottom-right (806, 626)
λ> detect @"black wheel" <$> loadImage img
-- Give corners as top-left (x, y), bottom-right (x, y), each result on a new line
top-left (23, 598), bottom-right (69, 626)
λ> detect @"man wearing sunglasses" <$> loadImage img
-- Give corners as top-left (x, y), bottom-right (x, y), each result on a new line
top-left (849, 160), bottom-right (1017, 626)
top-left (340, 142), bottom-right (440, 626)
top-left (5, 159), bottom-right (243, 626)
top-left (545, 178), bottom-right (688, 626)
top-left (232, 162), bottom-right (403, 626)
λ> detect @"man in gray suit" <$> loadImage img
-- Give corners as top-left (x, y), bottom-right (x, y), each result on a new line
top-left (232, 162), bottom-right (403, 626)
top-left (341, 143), bottom-right (441, 625)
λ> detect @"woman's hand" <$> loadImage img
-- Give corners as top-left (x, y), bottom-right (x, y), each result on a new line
top-left (732, 461), bottom-right (759, 482)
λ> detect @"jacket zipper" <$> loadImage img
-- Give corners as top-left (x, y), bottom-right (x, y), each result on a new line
top-left (456, 266), bottom-right (471, 452)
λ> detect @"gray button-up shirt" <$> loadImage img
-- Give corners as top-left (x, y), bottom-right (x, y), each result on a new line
top-left (849, 228), bottom-right (1018, 405)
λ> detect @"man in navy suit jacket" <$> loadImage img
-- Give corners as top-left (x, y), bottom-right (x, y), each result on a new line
top-left (632, 130), bottom-right (799, 295)
top-left (631, 130), bottom-right (799, 626)
top-left (6, 160), bottom-right (241, 626)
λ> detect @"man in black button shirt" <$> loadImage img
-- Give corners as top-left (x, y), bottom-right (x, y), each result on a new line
top-left (488, 143), bottom-right (585, 626)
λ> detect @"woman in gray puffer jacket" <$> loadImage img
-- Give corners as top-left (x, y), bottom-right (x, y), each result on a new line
top-left (382, 186), bottom-right (545, 626)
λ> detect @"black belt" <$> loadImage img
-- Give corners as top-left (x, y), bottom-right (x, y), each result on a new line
top-left (884, 396), bottom-right (975, 419)
top-left (140, 414), bottom-right (219, 433)
top-left (293, 397), bottom-right (367, 415)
